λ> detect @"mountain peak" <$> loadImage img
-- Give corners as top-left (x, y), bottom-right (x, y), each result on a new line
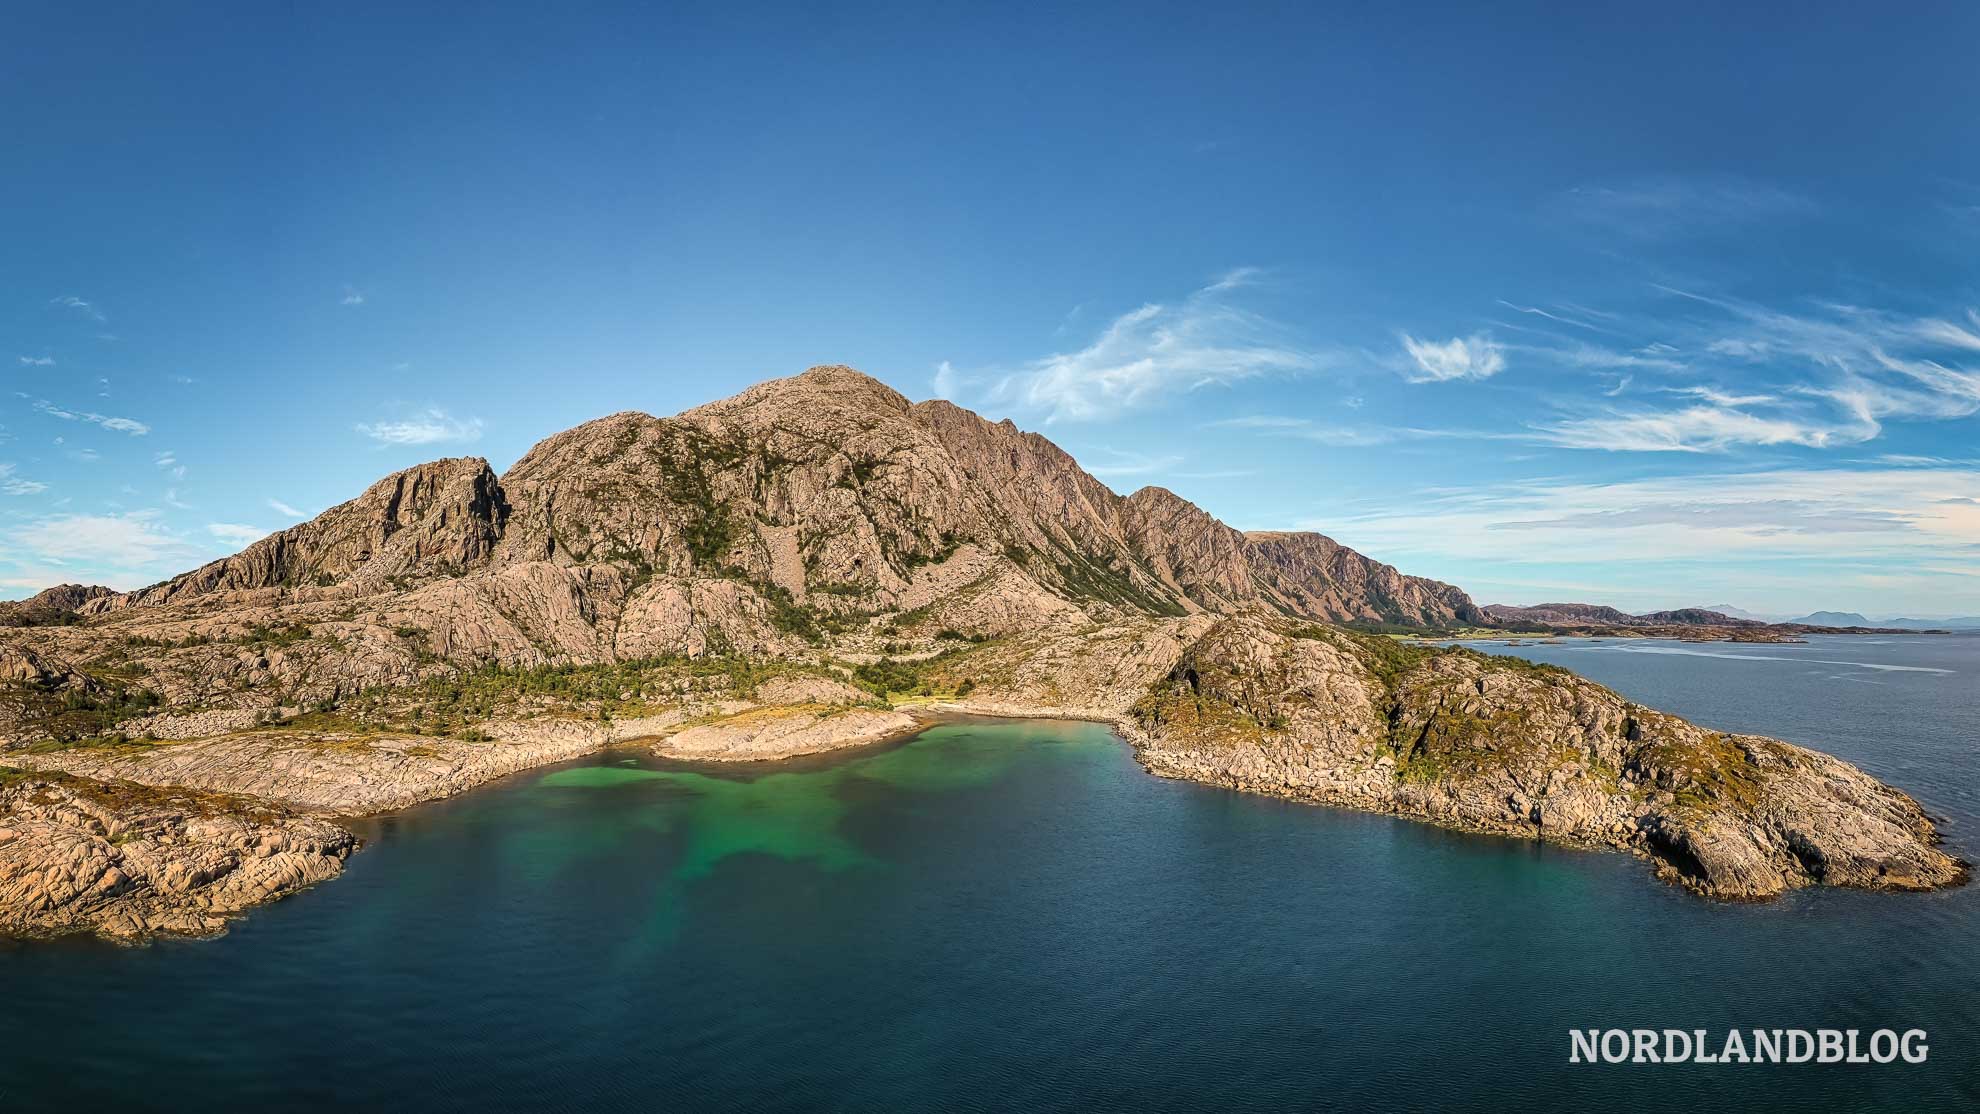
top-left (696, 364), bottom-right (912, 419)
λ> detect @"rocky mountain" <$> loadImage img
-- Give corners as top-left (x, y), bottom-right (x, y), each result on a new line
top-left (0, 585), bottom-right (116, 627)
top-left (1484, 602), bottom-right (1760, 629)
top-left (1693, 603), bottom-right (1771, 622)
top-left (1789, 611), bottom-right (1873, 628)
top-left (1883, 617), bottom-right (1980, 631)
top-left (64, 365), bottom-right (1478, 675)
top-left (93, 457), bottom-right (509, 611)
top-left (1, 365), bottom-right (1962, 937)
top-left (1771, 612), bottom-right (1978, 631)
top-left (1635, 607), bottom-right (1759, 626)
top-left (1484, 602), bottom-right (1639, 627)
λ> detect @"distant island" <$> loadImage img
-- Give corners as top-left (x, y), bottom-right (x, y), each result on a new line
top-left (1780, 610), bottom-right (1980, 631)
top-left (1475, 602), bottom-right (1948, 642)
top-left (1, 366), bottom-right (1965, 941)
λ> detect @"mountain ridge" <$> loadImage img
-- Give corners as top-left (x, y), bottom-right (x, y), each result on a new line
top-left (82, 365), bottom-right (1482, 639)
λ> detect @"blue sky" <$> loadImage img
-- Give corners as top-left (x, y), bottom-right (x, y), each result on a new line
top-left (6, 2), bottom-right (1980, 618)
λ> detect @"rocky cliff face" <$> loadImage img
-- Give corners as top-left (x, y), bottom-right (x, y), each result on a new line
top-left (1247, 531), bottom-right (1482, 627)
top-left (93, 457), bottom-right (508, 611)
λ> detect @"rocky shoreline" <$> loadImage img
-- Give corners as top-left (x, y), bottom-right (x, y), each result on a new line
top-left (0, 699), bottom-right (943, 942)
top-left (1115, 622), bottom-right (1968, 901)
top-left (5, 653), bottom-right (1968, 943)
top-left (0, 771), bottom-right (354, 942)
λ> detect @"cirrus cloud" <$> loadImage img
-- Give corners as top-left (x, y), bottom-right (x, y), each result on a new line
top-left (959, 269), bottom-right (1327, 422)
top-left (29, 398), bottom-right (150, 436)
top-left (355, 408), bottom-right (484, 446)
top-left (1, 463), bottom-right (47, 496)
top-left (7, 511), bottom-right (193, 575)
top-left (1400, 333), bottom-right (1506, 383)
top-left (206, 523), bottom-right (267, 546)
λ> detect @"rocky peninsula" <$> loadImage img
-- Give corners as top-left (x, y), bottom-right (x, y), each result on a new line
top-left (1, 366), bottom-right (1964, 941)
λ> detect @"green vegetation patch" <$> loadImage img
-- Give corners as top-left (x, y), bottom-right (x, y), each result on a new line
top-left (3, 680), bottom-right (163, 745)
top-left (328, 654), bottom-right (852, 732)
top-left (1638, 729), bottom-right (1768, 813)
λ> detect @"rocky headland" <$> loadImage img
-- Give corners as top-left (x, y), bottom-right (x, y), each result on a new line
top-left (1, 366), bottom-right (1963, 940)
top-left (0, 769), bottom-right (353, 941)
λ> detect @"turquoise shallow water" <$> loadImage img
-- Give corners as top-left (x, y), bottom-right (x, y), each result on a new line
top-left (2, 636), bottom-right (1978, 1111)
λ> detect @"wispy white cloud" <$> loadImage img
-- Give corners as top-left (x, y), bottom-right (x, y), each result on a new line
top-left (1210, 415), bottom-right (1518, 448)
top-left (8, 511), bottom-right (193, 573)
top-left (206, 523), bottom-right (266, 545)
top-left (1210, 415), bottom-right (1393, 446)
top-left (17, 355), bottom-right (54, 366)
top-left (1399, 333), bottom-right (1505, 383)
top-left (1871, 454), bottom-right (1980, 468)
top-left (931, 360), bottom-right (960, 400)
top-left (1537, 405), bottom-right (1861, 453)
top-left (1912, 316), bottom-right (1980, 351)
top-left (29, 398), bottom-right (150, 436)
top-left (1518, 339), bottom-right (1684, 371)
top-left (1515, 288), bottom-right (1980, 452)
top-left (1353, 468), bottom-right (1980, 558)
top-left (1559, 175), bottom-right (1817, 238)
top-left (0, 463), bottom-right (47, 496)
top-left (355, 408), bottom-right (484, 446)
top-left (1209, 416), bottom-right (1311, 430)
top-left (971, 269), bottom-right (1324, 422)
top-left (50, 295), bottom-right (107, 322)
top-left (341, 286), bottom-right (366, 306)
top-left (1077, 447), bottom-right (1185, 479)
top-left (1494, 301), bottom-right (1609, 333)
top-left (267, 498), bottom-right (305, 518)
top-left (1304, 466), bottom-right (1980, 612)
top-left (1663, 385), bottom-right (1778, 407)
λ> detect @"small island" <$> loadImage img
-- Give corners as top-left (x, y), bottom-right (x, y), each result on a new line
top-left (2, 368), bottom-right (1965, 941)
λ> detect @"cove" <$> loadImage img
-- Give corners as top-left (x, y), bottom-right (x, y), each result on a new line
top-left (3, 643), bottom-right (1978, 1112)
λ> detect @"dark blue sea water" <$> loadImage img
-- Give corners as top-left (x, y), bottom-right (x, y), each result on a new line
top-left (2, 634), bottom-right (1976, 1112)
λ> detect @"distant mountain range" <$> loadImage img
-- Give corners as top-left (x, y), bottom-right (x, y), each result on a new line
top-left (1485, 601), bottom-right (1980, 633)
top-left (1693, 605), bottom-right (1980, 631)
top-left (1783, 612), bottom-right (1980, 630)
top-left (1696, 603), bottom-right (1769, 622)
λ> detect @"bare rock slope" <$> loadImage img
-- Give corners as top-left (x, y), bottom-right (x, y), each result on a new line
top-left (0, 770), bottom-right (353, 940)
